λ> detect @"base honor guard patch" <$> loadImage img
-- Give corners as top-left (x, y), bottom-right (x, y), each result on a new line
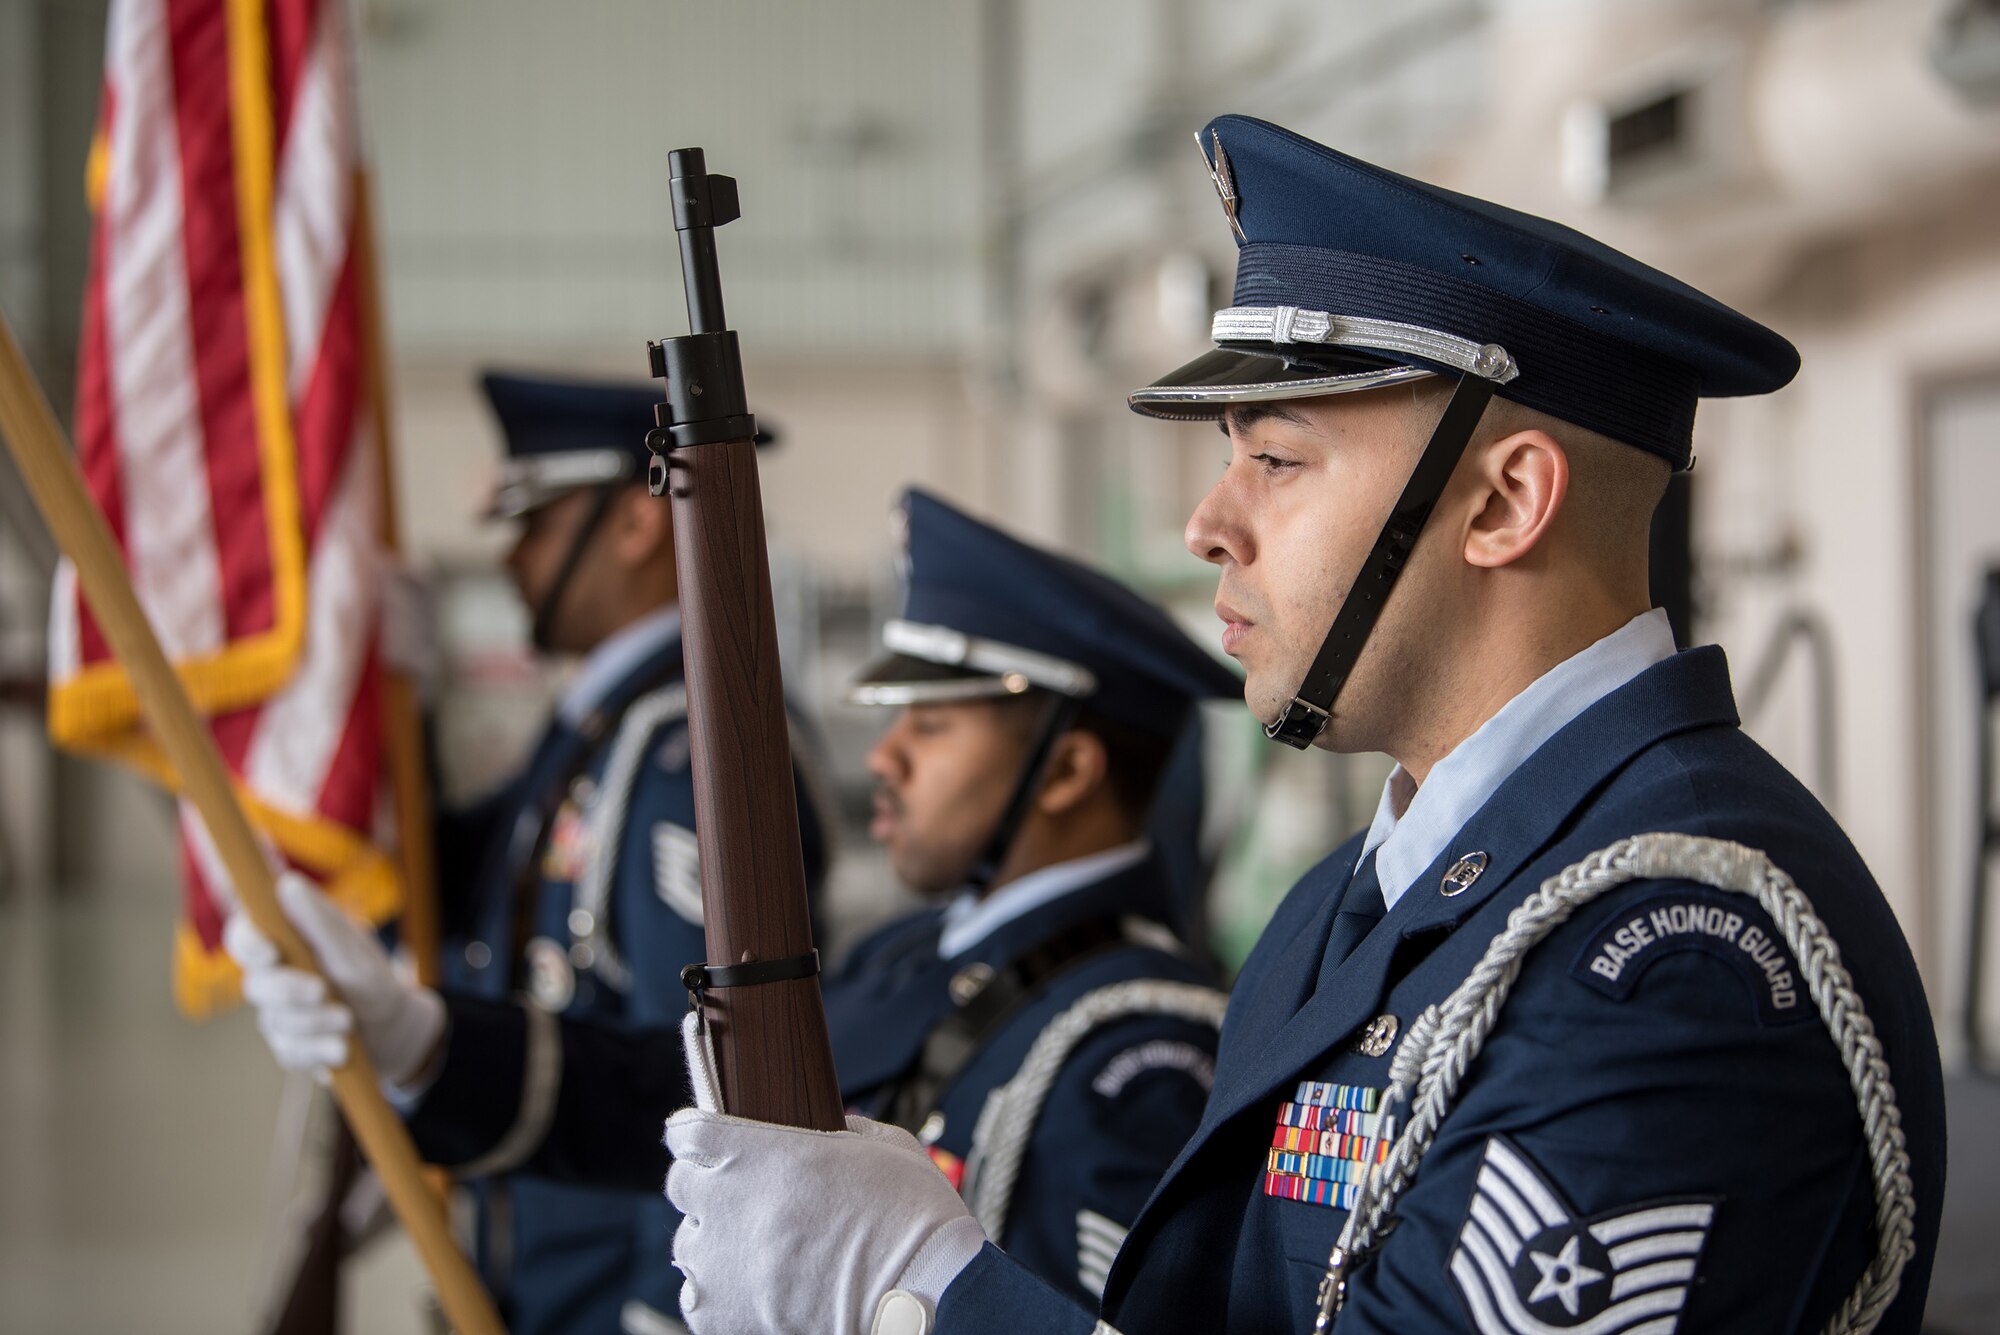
top-left (1570, 888), bottom-right (1809, 1025)
top-left (1263, 1081), bottom-right (1395, 1210)
top-left (1450, 1136), bottom-right (1716, 1335)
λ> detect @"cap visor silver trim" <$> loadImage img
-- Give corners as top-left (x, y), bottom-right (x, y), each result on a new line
top-left (1128, 347), bottom-right (1440, 419)
top-left (874, 620), bottom-right (1097, 698)
top-left (483, 449), bottom-right (638, 521)
top-left (847, 677), bottom-right (1035, 708)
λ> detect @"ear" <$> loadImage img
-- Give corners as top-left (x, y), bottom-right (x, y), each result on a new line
top-left (607, 485), bottom-right (674, 568)
top-left (1035, 729), bottom-right (1110, 818)
top-left (1461, 428), bottom-right (1567, 570)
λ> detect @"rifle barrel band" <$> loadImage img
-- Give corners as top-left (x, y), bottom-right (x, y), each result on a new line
top-left (682, 950), bottom-right (821, 1008)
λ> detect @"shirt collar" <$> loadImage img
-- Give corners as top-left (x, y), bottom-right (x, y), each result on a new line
top-left (936, 839), bottom-right (1153, 960)
top-left (1359, 608), bottom-right (1677, 911)
top-left (556, 606), bottom-right (682, 727)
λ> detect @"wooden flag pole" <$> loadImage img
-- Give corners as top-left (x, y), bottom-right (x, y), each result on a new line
top-left (354, 169), bottom-right (441, 989)
top-left (0, 309), bottom-right (505, 1335)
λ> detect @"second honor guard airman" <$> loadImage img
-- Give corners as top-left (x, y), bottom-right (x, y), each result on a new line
top-left (230, 371), bottom-right (832, 1335)
top-left (659, 117), bottom-right (1947, 1335)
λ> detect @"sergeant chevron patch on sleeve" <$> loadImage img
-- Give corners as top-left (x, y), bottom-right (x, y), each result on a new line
top-left (652, 822), bottom-right (703, 924)
top-left (1451, 1137), bottom-right (1715, 1335)
top-left (1076, 1208), bottom-right (1128, 1299)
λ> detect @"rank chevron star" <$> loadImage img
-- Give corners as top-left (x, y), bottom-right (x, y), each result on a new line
top-left (1450, 1137), bottom-right (1717, 1335)
top-left (1526, 1234), bottom-right (1604, 1317)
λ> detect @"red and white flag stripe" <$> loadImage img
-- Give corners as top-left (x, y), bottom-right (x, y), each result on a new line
top-left (49, 0), bottom-right (401, 1016)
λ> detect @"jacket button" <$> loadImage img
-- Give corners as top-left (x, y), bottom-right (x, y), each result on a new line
top-left (464, 940), bottom-right (492, 970)
top-left (1356, 1013), bottom-right (1399, 1057)
top-left (1440, 851), bottom-right (1489, 897)
top-left (949, 962), bottom-right (994, 1005)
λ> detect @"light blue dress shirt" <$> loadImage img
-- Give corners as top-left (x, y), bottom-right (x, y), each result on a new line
top-left (1360, 608), bottom-right (1676, 910)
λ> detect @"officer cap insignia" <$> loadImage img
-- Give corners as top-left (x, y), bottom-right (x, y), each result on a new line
top-left (1197, 129), bottom-right (1246, 242)
top-left (1442, 851), bottom-right (1489, 897)
top-left (1451, 1136), bottom-right (1716, 1334)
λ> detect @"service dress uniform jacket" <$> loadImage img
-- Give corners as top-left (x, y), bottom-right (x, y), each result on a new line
top-left (416, 616), bottom-right (832, 1335)
top-left (827, 845), bottom-right (1224, 1307)
top-left (408, 844), bottom-right (1225, 1313)
top-left (935, 646), bottom-right (1947, 1334)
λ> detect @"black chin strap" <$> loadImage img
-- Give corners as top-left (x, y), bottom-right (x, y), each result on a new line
top-left (964, 693), bottom-right (1085, 894)
top-left (529, 485), bottom-right (620, 652)
top-left (1265, 373), bottom-right (1499, 750)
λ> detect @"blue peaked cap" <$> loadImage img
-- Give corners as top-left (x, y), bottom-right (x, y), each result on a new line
top-left (480, 370), bottom-right (774, 519)
top-left (1130, 116), bottom-right (1800, 467)
top-left (850, 489), bottom-right (1241, 738)
top-left (483, 370), bottom-right (664, 465)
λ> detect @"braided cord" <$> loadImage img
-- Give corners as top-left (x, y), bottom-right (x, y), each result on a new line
top-left (963, 980), bottom-right (1228, 1242)
top-left (572, 684), bottom-right (688, 992)
top-left (1320, 833), bottom-right (1915, 1335)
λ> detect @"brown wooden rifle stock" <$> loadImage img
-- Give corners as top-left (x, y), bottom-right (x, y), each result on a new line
top-left (647, 149), bottom-right (843, 1130)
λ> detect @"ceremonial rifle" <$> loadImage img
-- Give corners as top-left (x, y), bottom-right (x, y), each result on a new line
top-left (646, 149), bottom-right (844, 1129)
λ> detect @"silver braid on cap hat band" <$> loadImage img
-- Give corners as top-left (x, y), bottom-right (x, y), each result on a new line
top-left (1312, 833), bottom-right (1915, 1334)
top-left (1211, 306), bottom-right (1520, 383)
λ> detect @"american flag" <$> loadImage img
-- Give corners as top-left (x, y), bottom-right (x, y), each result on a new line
top-left (47, 0), bottom-right (403, 1017)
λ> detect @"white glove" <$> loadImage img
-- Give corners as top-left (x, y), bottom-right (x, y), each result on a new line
top-left (222, 873), bottom-right (447, 1089)
top-left (665, 1013), bottom-right (987, 1335)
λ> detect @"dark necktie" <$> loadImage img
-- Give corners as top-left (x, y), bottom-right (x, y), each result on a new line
top-left (1305, 851), bottom-right (1387, 1008)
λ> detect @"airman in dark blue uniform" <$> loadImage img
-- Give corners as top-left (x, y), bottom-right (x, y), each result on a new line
top-left (821, 488), bottom-right (1241, 1301)
top-left (231, 371), bottom-right (831, 1335)
top-left (660, 117), bottom-right (1947, 1335)
top-left (438, 372), bottom-right (834, 1335)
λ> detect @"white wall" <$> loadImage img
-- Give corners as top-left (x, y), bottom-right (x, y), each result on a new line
top-left (0, 0), bottom-right (42, 351)
top-left (1719, 189), bottom-right (2000, 1058)
top-left (357, 0), bottom-right (983, 360)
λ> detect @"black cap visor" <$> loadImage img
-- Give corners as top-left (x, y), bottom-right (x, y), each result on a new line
top-left (847, 653), bottom-right (1039, 708)
top-left (1128, 342), bottom-right (1437, 421)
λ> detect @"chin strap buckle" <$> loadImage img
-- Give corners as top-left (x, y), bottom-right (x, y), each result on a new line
top-left (1265, 695), bottom-right (1331, 750)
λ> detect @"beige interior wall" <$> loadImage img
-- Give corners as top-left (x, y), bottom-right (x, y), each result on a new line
top-left (1402, 0), bottom-right (2000, 1060)
top-left (1714, 187), bottom-right (2000, 1057)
